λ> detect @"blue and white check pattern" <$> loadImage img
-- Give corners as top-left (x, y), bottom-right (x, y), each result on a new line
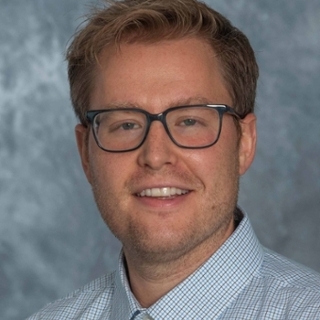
top-left (27, 210), bottom-right (320, 319)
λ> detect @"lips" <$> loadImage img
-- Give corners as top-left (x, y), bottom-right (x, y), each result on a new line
top-left (137, 187), bottom-right (189, 197)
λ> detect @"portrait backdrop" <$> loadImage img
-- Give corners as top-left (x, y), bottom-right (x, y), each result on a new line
top-left (0, 1), bottom-right (319, 319)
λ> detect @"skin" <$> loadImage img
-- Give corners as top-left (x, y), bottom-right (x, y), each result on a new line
top-left (75, 37), bottom-right (256, 307)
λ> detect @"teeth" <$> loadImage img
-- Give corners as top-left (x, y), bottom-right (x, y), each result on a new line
top-left (138, 187), bottom-right (189, 197)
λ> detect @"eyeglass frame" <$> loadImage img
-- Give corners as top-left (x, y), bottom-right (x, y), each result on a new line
top-left (85, 104), bottom-right (243, 153)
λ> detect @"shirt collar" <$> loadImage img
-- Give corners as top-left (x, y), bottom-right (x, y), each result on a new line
top-left (111, 209), bottom-right (264, 319)
top-left (110, 250), bottom-right (140, 319)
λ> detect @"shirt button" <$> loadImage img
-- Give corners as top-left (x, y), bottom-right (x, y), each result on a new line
top-left (142, 314), bottom-right (154, 320)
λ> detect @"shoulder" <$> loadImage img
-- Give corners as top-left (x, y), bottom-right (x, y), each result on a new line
top-left (261, 248), bottom-right (320, 290)
top-left (254, 248), bottom-right (320, 316)
top-left (26, 272), bottom-right (116, 320)
top-left (227, 247), bottom-right (320, 318)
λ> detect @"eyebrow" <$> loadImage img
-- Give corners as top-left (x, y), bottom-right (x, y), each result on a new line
top-left (98, 102), bottom-right (139, 109)
top-left (96, 96), bottom-right (213, 110)
top-left (171, 96), bottom-right (212, 107)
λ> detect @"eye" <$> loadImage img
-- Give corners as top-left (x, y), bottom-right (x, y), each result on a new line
top-left (181, 119), bottom-right (197, 126)
top-left (120, 122), bottom-right (138, 130)
top-left (107, 120), bottom-right (143, 133)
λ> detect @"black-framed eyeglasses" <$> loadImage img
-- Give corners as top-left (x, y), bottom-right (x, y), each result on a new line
top-left (86, 104), bottom-right (242, 153)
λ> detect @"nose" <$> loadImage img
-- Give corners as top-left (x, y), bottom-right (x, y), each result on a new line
top-left (137, 120), bottom-right (178, 170)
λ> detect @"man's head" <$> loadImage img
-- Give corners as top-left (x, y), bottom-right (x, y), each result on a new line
top-left (67, 0), bottom-right (258, 125)
top-left (68, 0), bottom-right (257, 266)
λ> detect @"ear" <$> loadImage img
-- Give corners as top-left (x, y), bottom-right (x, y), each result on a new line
top-left (238, 113), bottom-right (257, 175)
top-left (75, 124), bottom-right (92, 184)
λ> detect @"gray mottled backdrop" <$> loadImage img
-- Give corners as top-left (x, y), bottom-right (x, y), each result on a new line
top-left (1, 1), bottom-right (319, 319)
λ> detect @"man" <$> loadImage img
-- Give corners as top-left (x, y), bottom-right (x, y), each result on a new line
top-left (27, 0), bottom-right (320, 319)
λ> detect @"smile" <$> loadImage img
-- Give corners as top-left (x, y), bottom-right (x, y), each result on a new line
top-left (137, 187), bottom-right (189, 197)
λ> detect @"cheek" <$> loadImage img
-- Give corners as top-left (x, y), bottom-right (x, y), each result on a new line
top-left (88, 154), bottom-right (128, 221)
top-left (88, 148), bottom-right (136, 204)
top-left (90, 155), bottom-right (120, 188)
top-left (187, 139), bottom-right (240, 192)
top-left (186, 145), bottom-right (235, 175)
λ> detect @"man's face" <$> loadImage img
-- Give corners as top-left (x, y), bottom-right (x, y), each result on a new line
top-left (76, 37), bottom-right (256, 264)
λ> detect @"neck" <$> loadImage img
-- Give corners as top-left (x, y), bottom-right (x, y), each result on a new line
top-left (123, 220), bottom-right (235, 308)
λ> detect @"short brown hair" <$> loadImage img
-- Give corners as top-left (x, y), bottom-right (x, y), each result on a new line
top-left (66, 0), bottom-right (259, 125)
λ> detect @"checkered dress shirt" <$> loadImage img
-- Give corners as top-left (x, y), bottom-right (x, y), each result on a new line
top-left (27, 210), bottom-right (320, 319)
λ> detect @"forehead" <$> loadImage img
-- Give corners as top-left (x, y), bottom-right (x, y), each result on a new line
top-left (91, 37), bottom-right (232, 111)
